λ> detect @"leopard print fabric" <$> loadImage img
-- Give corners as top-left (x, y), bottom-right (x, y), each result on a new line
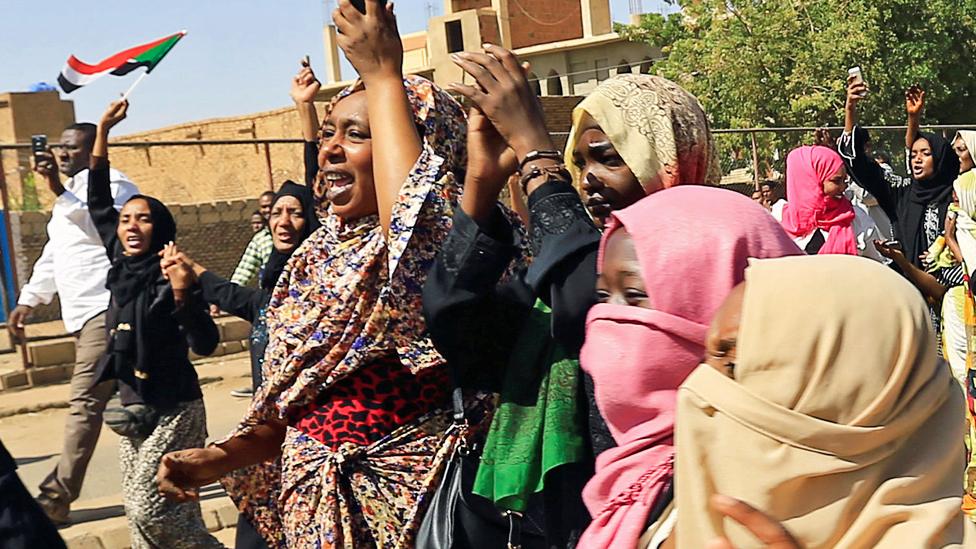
top-left (290, 357), bottom-right (449, 449)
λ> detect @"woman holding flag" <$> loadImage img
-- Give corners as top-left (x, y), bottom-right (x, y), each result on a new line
top-left (157, 2), bottom-right (482, 547)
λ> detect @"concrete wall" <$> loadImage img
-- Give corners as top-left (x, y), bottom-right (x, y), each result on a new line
top-left (12, 198), bottom-right (260, 324)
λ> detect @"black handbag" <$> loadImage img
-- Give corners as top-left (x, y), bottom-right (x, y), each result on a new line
top-left (416, 389), bottom-right (546, 549)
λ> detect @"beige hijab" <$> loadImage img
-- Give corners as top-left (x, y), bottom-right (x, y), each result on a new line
top-left (675, 255), bottom-right (965, 548)
top-left (563, 74), bottom-right (721, 191)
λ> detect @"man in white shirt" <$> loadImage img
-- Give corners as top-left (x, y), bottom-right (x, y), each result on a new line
top-left (6, 122), bottom-right (138, 524)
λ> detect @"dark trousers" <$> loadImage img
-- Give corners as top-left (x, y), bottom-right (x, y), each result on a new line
top-left (235, 513), bottom-right (270, 549)
top-left (0, 441), bottom-right (67, 549)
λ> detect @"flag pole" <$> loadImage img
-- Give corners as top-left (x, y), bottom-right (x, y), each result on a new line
top-left (121, 71), bottom-right (149, 101)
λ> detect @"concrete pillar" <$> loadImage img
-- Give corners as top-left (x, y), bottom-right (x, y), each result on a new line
top-left (581, 0), bottom-right (612, 37)
top-left (496, 1), bottom-right (513, 49)
top-left (322, 24), bottom-right (343, 83)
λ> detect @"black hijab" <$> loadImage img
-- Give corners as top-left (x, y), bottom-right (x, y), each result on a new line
top-left (902, 131), bottom-right (959, 266)
top-left (104, 195), bottom-right (178, 405)
top-left (106, 195), bottom-right (177, 305)
top-left (259, 181), bottom-right (321, 291)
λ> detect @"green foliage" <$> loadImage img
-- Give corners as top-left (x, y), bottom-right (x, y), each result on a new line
top-left (620, 0), bottom-right (976, 173)
top-left (17, 172), bottom-right (40, 212)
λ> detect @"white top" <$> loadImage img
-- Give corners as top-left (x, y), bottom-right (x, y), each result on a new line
top-left (17, 168), bottom-right (139, 332)
top-left (771, 200), bottom-right (884, 262)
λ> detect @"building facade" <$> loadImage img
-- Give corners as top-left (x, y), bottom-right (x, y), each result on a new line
top-left (320, 0), bottom-right (661, 99)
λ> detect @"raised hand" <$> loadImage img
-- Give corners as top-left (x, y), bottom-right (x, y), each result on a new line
top-left (813, 127), bottom-right (836, 149)
top-left (99, 99), bottom-right (129, 131)
top-left (449, 44), bottom-right (553, 160)
top-left (846, 76), bottom-right (868, 108)
top-left (905, 85), bottom-right (925, 116)
top-left (706, 495), bottom-right (800, 549)
top-left (461, 105), bottom-right (519, 222)
top-left (333, 0), bottom-right (402, 84)
top-left (290, 57), bottom-right (321, 104)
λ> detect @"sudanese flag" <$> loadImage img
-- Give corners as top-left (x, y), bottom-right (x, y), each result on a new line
top-left (58, 31), bottom-right (186, 93)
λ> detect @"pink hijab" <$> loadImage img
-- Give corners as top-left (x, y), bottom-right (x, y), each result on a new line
top-left (780, 146), bottom-right (858, 255)
top-left (578, 186), bottom-right (802, 548)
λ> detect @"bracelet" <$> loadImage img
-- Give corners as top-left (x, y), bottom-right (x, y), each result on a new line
top-left (517, 150), bottom-right (563, 173)
top-left (519, 163), bottom-right (570, 195)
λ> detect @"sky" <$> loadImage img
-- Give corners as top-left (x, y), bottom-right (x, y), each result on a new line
top-left (0, 0), bottom-right (672, 136)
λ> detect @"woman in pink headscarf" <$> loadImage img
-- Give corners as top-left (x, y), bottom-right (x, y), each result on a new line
top-left (578, 186), bottom-right (802, 548)
top-left (775, 145), bottom-right (883, 260)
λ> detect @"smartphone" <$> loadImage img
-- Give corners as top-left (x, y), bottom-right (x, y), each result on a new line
top-left (883, 239), bottom-right (902, 250)
top-left (350, 0), bottom-right (388, 14)
top-left (31, 134), bottom-right (47, 162)
top-left (849, 67), bottom-right (867, 97)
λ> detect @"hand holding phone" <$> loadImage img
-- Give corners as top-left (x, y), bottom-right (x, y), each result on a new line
top-left (848, 67), bottom-right (867, 98)
top-left (31, 134), bottom-right (47, 161)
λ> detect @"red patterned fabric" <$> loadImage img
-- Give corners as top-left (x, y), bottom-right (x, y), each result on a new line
top-left (290, 357), bottom-right (450, 449)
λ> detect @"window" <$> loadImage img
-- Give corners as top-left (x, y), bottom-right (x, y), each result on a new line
top-left (617, 59), bottom-right (632, 74)
top-left (528, 73), bottom-right (541, 95)
top-left (640, 57), bottom-right (654, 74)
top-left (595, 59), bottom-right (610, 82)
top-left (547, 71), bottom-right (563, 96)
top-left (446, 20), bottom-right (464, 53)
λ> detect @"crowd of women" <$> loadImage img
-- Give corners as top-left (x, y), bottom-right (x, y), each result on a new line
top-left (32, 0), bottom-right (976, 547)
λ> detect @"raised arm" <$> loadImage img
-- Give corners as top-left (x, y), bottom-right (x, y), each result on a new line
top-left (450, 44), bottom-right (602, 350)
top-left (89, 100), bottom-right (129, 252)
top-left (334, 0), bottom-right (420, 237)
top-left (837, 81), bottom-right (899, 222)
top-left (291, 59), bottom-right (323, 185)
top-left (291, 57), bottom-right (321, 143)
top-left (843, 75), bottom-right (867, 135)
top-left (905, 85), bottom-right (925, 150)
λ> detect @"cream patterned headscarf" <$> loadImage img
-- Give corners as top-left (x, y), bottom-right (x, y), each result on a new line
top-left (564, 74), bottom-right (721, 191)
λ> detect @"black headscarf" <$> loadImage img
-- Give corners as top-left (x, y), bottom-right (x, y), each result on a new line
top-left (106, 195), bottom-right (177, 305)
top-left (902, 131), bottom-right (960, 264)
top-left (103, 195), bottom-right (178, 405)
top-left (259, 181), bottom-right (321, 291)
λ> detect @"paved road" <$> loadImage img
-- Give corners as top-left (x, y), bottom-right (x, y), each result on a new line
top-left (0, 355), bottom-right (252, 510)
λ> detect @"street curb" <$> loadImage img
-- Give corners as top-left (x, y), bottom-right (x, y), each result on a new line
top-left (0, 376), bottom-right (224, 419)
top-left (63, 499), bottom-right (239, 548)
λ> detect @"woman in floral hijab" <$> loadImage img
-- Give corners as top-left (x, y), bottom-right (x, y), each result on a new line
top-left (157, 4), bottom-right (478, 548)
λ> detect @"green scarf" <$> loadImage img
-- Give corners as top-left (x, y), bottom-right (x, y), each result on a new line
top-left (472, 299), bottom-right (587, 512)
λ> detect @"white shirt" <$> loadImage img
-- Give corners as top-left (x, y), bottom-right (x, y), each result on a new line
top-left (18, 168), bottom-right (139, 332)
top-left (771, 199), bottom-right (884, 262)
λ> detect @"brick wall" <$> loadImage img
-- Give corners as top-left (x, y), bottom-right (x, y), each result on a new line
top-left (451, 0), bottom-right (492, 11)
top-left (108, 104), bottom-right (327, 206)
top-left (507, 0), bottom-right (584, 49)
top-left (540, 95), bottom-right (584, 150)
top-left (13, 198), bottom-right (260, 324)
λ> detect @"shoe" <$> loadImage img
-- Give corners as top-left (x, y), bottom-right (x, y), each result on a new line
top-left (230, 387), bottom-right (254, 398)
top-left (35, 495), bottom-right (70, 526)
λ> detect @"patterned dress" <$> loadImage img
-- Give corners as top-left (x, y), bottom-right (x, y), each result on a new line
top-left (220, 76), bottom-right (482, 549)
